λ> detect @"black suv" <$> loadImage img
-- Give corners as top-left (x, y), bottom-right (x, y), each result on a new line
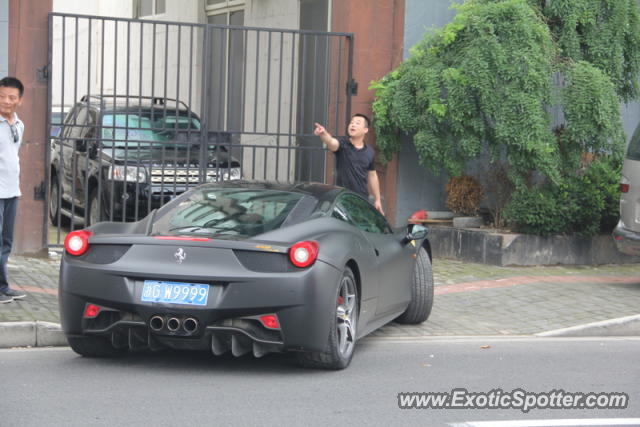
top-left (49, 95), bottom-right (241, 226)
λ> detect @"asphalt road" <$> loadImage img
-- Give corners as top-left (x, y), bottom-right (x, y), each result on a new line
top-left (2, 337), bottom-right (639, 427)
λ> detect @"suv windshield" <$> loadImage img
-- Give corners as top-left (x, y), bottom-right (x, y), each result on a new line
top-left (627, 123), bottom-right (640, 161)
top-left (152, 188), bottom-right (304, 239)
top-left (101, 113), bottom-right (201, 147)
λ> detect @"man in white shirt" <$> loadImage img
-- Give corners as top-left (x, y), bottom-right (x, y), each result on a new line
top-left (0, 77), bottom-right (26, 303)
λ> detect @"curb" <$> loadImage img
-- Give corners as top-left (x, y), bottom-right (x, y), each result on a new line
top-left (429, 226), bottom-right (640, 266)
top-left (1, 315), bottom-right (639, 349)
top-left (0, 321), bottom-right (68, 349)
top-left (535, 314), bottom-right (640, 337)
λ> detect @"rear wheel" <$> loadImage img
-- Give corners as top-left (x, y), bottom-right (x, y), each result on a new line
top-left (67, 335), bottom-right (127, 358)
top-left (49, 176), bottom-right (70, 227)
top-left (395, 246), bottom-right (434, 324)
top-left (87, 187), bottom-right (104, 226)
top-left (297, 267), bottom-right (358, 370)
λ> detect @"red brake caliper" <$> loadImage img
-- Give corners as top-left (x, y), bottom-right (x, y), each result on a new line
top-left (337, 296), bottom-right (344, 305)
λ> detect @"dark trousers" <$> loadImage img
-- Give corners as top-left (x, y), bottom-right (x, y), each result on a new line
top-left (0, 197), bottom-right (18, 293)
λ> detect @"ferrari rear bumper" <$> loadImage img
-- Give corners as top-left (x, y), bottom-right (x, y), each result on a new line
top-left (64, 317), bottom-right (288, 357)
top-left (59, 256), bottom-right (343, 354)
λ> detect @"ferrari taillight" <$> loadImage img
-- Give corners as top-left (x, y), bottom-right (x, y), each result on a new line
top-left (259, 314), bottom-right (280, 330)
top-left (83, 303), bottom-right (102, 318)
top-left (620, 183), bottom-right (630, 193)
top-left (289, 241), bottom-right (319, 268)
top-left (64, 230), bottom-right (92, 256)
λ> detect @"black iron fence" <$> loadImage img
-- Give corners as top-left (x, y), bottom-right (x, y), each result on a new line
top-left (46, 12), bottom-right (354, 246)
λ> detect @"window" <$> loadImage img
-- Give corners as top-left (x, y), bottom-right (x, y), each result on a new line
top-left (152, 188), bottom-right (303, 239)
top-left (627, 122), bottom-right (640, 161)
top-left (206, 0), bottom-right (244, 10)
top-left (85, 109), bottom-right (97, 141)
top-left (136, 0), bottom-right (165, 18)
top-left (101, 113), bottom-right (200, 147)
top-left (336, 194), bottom-right (392, 234)
top-left (65, 107), bottom-right (88, 141)
top-left (205, 1), bottom-right (245, 132)
top-left (332, 205), bottom-right (349, 222)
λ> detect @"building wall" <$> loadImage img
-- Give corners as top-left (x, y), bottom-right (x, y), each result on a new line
top-left (395, 0), bottom-right (457, 225)
top-left (331, 0), bottom-right (405, 224)
top-left (0, 0), bottom-right (7, 78)
top-left (51, 0), bottom-right (205, 120)
top-left (9, 0), bottom-right (51, 254)
top-left (241, 0), bottom-right (301, 181)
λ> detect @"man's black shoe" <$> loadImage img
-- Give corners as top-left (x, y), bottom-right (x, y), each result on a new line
top-left (0, 294), bottom-right (12, 304)
top-left (3, 289), bottom-right (26, 300)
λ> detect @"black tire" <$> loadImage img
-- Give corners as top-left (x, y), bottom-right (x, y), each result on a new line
top-left (87, 187), bottom-right (104, 227)
top-left (49, 176), bottom-right (70, 227)
top-left (396, 246), bottom-right (434, 324)
top-left (67, 335), bottom-right (127, 358)
top-left (297, 267), bottom-right (359, 370)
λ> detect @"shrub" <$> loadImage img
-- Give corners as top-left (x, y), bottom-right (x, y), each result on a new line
top-left (483, 162), bottom-right (515, 228)
top-left (445, 175), bottom-right (484, 216)
top-left (504, 158), bottom-right (621, 236)
top-left (572, 158), bottom-right (621, 236)
top-left (504, 186), bottom-right (568, 236)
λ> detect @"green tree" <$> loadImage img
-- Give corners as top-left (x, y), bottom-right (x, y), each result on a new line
top-left (541, 0), bottom-right (640, 102)
top-left (371, 0), bottom-right (636, 236)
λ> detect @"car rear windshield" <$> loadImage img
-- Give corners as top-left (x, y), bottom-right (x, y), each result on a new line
top-left (152, 188), bottom-right (304, 239)
top-left (101, 113), bottom-right (200, 147)
top-left (627, 123), bottom-right (640, 161)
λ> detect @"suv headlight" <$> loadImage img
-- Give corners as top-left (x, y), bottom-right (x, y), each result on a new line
top-left (108, 165), bottom-right (147, 183)
top-left (204, 167), bottom-right (242, 182)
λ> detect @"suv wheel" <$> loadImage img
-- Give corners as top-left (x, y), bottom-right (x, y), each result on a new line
top-left (88, 188), bottom-right (104, 226)
top-left (49, 176), bottom-right (70, 227)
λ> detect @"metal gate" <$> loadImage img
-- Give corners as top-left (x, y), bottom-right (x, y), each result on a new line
top-left (46, 12), bottom-right (354, 246)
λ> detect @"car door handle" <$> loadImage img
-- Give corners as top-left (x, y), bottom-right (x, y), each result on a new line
top-left (374, 248), bottom-right (379, 256)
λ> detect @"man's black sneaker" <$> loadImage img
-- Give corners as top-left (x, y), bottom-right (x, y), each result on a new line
top-left (0, 294), bottom-right (12, 304)
top-left (3, 289), bottom-right (26, 300)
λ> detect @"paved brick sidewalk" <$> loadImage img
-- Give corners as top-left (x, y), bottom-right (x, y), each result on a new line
top-left (1, 253), bottom-right (639, 337)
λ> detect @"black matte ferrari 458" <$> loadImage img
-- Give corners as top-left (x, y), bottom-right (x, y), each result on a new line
top-left (59, 181), bottom-right (434, 369)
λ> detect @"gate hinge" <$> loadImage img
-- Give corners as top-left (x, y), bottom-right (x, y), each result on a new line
top-left (34, 181), bottom-right (46, 201)
top-left (36, 65), bottom-right (50, 82)
top-left (347, 78), bottom-right (358, 96)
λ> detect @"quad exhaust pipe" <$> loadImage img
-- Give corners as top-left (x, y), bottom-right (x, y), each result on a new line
top-left (149, 315), bottom-right (199, 334)
top-left (167, 317), bottom-right (181, 332)
top-left (149, 315), bottom-right (164, 331)
top-left (183, 317), bottom-right (198, 333)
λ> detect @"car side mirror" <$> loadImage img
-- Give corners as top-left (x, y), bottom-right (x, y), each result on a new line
top-left (74, 139), bottom-right (87, 152)
top-left (403, 223), bottom-right (428, 245)
top-left (88, 142), bottom-right (98, 159)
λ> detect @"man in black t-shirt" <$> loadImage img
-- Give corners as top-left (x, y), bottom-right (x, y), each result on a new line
top-left (314, 114), bottom-right (384, 215)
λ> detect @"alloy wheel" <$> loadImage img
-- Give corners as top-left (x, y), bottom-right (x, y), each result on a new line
top-left (50, 179), bottom-right (60, 221)
top-left (336, 274), bottom-right (357, 357)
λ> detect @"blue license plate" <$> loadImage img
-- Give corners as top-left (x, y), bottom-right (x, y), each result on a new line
top-left (141, 280), bottom-right (209, 306)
